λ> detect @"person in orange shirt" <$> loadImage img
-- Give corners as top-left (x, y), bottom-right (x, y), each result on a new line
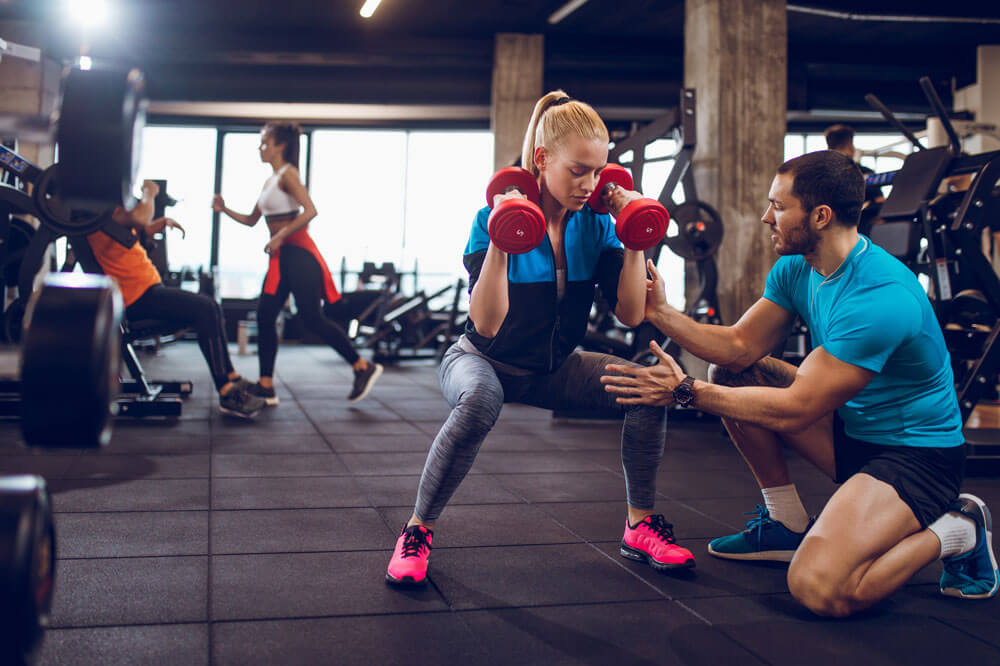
top-left (88, 180), bottom-right (266, 419)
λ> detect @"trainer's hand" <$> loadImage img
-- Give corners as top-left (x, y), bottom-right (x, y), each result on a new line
top-left (211, 194), bottom-right (225, 213)
top-left (643, 258), bottom-right (668, 323)
top-left (602, 341), bottom-right (684, 406)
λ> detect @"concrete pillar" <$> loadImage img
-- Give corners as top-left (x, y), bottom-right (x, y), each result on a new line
top-left (490, 34), bottom-right (543, 172)
top-left (0, 20), bottom-right (60, 169)
top-left (954, 45), bottom-right (1000, 155)
top-left (684, 0), bottom-right (786, 322)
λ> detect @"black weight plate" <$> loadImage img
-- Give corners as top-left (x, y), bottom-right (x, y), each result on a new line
top-left (951, 289), bottom-right (997, 329)
top-left (0, 475), bottom-right (55, 665)
top-left (665, 200), bottom-right (724, 261)
top-left (56, 67), bottom-right (147, 213)
top-left (3, 297), bottom-right (26, 345)
top-left (32, 165), bottom-right (107, 236)
top-left (20, 273), bottom-right (123, 448)
top-left (3, 217), bottom-right (34, 287)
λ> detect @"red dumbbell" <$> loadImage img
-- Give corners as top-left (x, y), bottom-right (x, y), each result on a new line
top-left (588, 164), bottom-right (670, 251)
top-left (485, 167), bottom-right (546, 254)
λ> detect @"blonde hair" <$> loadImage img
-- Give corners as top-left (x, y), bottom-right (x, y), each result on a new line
top-left (520, 90), bottom-right (609, 178)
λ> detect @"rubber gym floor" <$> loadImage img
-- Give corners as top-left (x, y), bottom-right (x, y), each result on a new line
top-left (2, 341), bottom-right (999, 666)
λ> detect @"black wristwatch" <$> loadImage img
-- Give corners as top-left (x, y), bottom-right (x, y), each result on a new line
top-left (672, 375), bottom-right (696, 408)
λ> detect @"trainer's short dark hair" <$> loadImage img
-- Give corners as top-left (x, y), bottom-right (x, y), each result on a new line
top-left (824, 124), bottom-right (855, 151)
top-left (776, 150), bottom-right (865, 226)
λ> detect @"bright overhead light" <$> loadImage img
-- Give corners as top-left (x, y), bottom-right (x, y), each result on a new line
top-left (548, 0), bottom-right (590, 24)
top-left (78, 55), bottom-right (92, 70)
top-left (65, 0), bottom-right (110, 29)
top-left (360, 0), bottom-right (383, 19)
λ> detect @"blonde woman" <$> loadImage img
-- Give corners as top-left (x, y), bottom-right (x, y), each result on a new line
top-left (385, 92), bottom-right (694, 586)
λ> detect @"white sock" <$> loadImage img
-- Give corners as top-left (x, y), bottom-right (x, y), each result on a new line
top-left (761, 484), bottom-right (810, 533)
top-left (928, 511), bottom-right (978, 559)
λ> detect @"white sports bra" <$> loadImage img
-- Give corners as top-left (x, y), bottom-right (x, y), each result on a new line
top-left (257, 164), bottom-right (301, 216)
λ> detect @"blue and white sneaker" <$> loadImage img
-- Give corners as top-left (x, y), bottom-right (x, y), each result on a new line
top-left (940, 493), bottom-right (999, 600)
top-left (707, 505), bottom-right (811, 562)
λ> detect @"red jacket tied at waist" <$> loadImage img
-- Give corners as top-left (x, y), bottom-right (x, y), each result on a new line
top-left (263, 227), bottom-right (341, 303)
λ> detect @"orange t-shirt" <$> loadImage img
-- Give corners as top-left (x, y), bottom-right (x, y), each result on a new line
top-left (86, 230), bottom-right (162, 306)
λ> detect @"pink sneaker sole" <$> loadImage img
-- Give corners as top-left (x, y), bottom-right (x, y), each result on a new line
top-left (621, 541), bottom-right (696, 571)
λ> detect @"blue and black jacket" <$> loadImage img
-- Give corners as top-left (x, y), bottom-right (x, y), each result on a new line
top-left (463, 204), bottom-right (625, 373)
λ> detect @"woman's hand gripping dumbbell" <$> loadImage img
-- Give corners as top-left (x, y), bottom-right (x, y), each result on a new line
top-left (588, 164), bottom-right (670, 251)
top-left (484, 167), bottom-right (546, 254)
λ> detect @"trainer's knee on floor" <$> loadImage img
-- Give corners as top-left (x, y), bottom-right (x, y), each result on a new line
top-left (787, 561), bottom-right (855, 618)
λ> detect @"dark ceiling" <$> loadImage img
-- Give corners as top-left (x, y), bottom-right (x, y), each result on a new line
top-left (3, 1), bottom-right (1000, 129)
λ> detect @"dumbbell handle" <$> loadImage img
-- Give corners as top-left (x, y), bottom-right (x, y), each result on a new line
top-left (600, 181), bottom-right (623, 206)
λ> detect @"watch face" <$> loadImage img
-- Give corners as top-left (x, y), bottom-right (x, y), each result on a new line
top-left (674, 378), bottom-right (695, 406)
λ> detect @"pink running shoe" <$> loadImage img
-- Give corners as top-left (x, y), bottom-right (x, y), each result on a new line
top-left (621, 514), bottom-right (696, 571)
top-left (386, 523), bottom-right (433, 586)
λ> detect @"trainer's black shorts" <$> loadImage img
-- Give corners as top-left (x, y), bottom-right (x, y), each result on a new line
top-left (833, 413), bottom-right (966, 528)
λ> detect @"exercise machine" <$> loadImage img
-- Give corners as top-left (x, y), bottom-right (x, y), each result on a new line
top-left (862, 77), bottom-right (1000, 469)
top-left (582, 89), bottom-right (725, 367)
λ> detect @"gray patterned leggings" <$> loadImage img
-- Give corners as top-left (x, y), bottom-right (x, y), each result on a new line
top-left (414, 344), bottom-right (668, 522)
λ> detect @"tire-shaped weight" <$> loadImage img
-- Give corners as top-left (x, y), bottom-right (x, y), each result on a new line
top-left (56, 67), bottom-right (147, 214)
top-left (20, 273), bottom-right (123, 448)
top-left (0, 475), bottom-right (55, 665)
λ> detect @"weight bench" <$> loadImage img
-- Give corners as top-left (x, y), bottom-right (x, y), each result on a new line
top-left (125, 316), bottom-right (191, 352)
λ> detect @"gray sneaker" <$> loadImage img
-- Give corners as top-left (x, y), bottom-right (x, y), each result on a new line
top-left (234, 378), bottom-right (279, 406)
top-left (348, 362), bottom-right (383, 402)
top-left (219, 388), bottom-right (266, 419)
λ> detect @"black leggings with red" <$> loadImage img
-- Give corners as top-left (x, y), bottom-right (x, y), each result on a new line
top-left (257, 244), bottom-right (359, 377)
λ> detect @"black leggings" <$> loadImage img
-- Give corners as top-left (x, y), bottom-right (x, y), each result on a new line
top-left (257, 244), bottom-right (359, 377)
top-left (126, 284), bottom-right (235, 391)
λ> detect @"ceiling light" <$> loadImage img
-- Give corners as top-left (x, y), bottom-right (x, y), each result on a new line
top-left (360, 0), bottom-right (383, 19)
top-left (548, 0), bottom-right (589, 24)
top-left (65, 0), bottom-right (110, 29)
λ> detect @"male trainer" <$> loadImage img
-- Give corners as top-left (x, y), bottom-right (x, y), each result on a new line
top-left (602, 150), bottom-right (998, 617)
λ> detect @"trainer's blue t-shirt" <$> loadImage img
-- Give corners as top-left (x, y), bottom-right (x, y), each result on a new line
top-left (763, 235), bottom-right (963, 448)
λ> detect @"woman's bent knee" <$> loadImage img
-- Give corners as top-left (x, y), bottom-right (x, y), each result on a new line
top-left (454, 384), bottom-right (503, 430)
